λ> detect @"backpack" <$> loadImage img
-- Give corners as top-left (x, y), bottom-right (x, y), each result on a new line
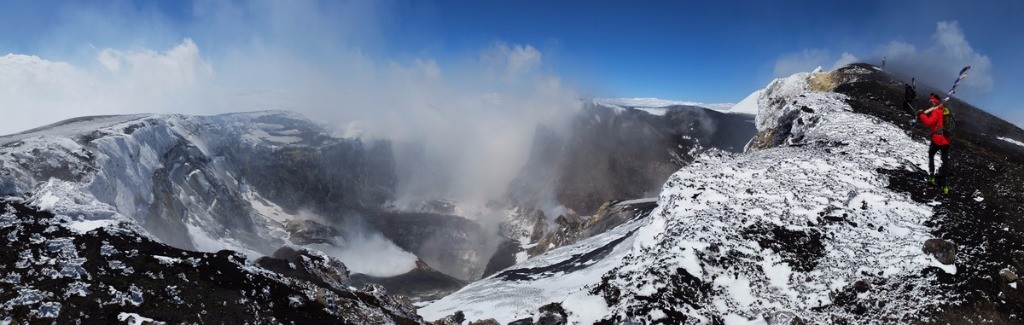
top-left (941, 105), bottom-right (954, 136)
top-left (904, 84), bottom-right (916, 103)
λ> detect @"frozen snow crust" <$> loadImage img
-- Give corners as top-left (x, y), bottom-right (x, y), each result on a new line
top-left (424, 68), bottom-right (958, 323)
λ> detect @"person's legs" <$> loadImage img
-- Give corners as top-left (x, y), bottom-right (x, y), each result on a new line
top-left (928, 143), bottom-right (939, 183)
top-left (937, 144), bottom-right (950, 187)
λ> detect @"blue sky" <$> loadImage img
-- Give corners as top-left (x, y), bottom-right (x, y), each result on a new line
top-left (0, 0), bottom-right (1022, 127)
top-left (413, 1), bottom-right (1022, 111)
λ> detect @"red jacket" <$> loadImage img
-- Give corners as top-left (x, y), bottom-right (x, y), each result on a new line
top-left (919, 106), bottom-right (951, 146)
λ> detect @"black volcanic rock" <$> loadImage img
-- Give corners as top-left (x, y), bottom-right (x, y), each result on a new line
top-left (922, 238), bottom-right (957, 265)
top-left (256, 247), bottom-right (352, 292)
top-left (813, 63), bottom-right (1024, 322)
top-left (0, 199), bottom-right (423, 323)
top-left (349, 259), bottom-right (467, 302)
top-left (480, 239), bottom-right (522, 278)
top-left (366, 212), bottom-right (487, 281)
top-left (510, 103), bottom-right (755, 217)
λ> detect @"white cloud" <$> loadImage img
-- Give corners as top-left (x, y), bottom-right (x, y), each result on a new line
top-left (880, 21), bottom-right (993, 95)
top-left (774, 49), bottom-right (828, 77)
top-left (0, 2), bottom-right (581, 227)
top-left (832, 52), bottom-right (859, 70)
top-left (774, 49), bottom-right (859, 77)
top-left (480, 42), bottom-right (543, 82)
top-left (0, 39), bottom-right (215, 131)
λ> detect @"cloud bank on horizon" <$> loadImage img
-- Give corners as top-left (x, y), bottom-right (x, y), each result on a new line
top-left (0, 2), bottom-right (1019, 139)
top-left (880, 21), bottom-right (993, 95)
top-left (773, 49), bottom-right (860, 77)
top-left (775, 21), bottom-right (993, 97)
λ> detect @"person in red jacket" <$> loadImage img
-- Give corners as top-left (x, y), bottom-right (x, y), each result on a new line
top-left (918, 93), bottom-right (950, 194)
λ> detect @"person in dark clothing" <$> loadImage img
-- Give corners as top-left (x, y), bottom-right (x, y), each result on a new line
top-left (903, 78), bottom-right (918, 126)
top-left (918, 93), bottom-right (951, 194)
top-left (904, 78), bottom-right (916, 110)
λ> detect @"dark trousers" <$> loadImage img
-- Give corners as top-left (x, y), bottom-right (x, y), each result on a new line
top-left (928, 142), bottom-right (950, 186)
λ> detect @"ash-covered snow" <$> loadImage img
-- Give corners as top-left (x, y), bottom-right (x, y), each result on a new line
top-left (423, 70), bottom-right (950, 323)
top-left (38, 301), bottom-right (61, 318)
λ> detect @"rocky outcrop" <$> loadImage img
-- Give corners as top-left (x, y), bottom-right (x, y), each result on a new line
top-left (539, 103), bottom-right (754, 216)
top-left (350, 259), bottom-right (467, 302)
top-left (0, 200), bottom-right (423, 323)
top-left (526, 198), bottom-right (658, 258)
top-left (922, 238), bottom-right (957, 265)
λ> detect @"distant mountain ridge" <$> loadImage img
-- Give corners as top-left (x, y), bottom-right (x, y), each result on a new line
top-left (592, 97), bottom-right (737, 112)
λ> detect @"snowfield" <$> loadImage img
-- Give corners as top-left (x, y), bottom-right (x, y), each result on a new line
top-left (423, 70), bottom-right (950, 323)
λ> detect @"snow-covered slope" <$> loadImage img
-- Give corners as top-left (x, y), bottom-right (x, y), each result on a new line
top-left (0, 111), bottom-right (408, 273)
top-left (422, 69), bottom-right (958, 323)
top-left (421, 214), bottom-right (646, 323)
top-left (728, 89), bottom-right (763, 115)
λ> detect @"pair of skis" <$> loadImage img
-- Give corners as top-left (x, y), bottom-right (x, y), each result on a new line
top-left (903, 78), bottom-right (917, 125)
top-left (944, 66), bottom-right (972, 102)
top-left (905, 66), bottom-right (971, 123)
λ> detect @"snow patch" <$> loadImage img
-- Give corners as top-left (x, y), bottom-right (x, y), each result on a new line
top-left (636, 107), bottom-right (668, 116)
top-left (728, 89), bottom-right (763, 115)
top-left (998, 136), bottom-right (1024, 148)
top-left (36, 191), bottom-right (59, 211)
top-left (66, 219), bottom-right (117, 234)
top-left (562, 291), bottom-right (611, 324)
top-left (152, 255), bottom-right (182, 265)
top-left (118, 312), bottom-right (161, 325)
